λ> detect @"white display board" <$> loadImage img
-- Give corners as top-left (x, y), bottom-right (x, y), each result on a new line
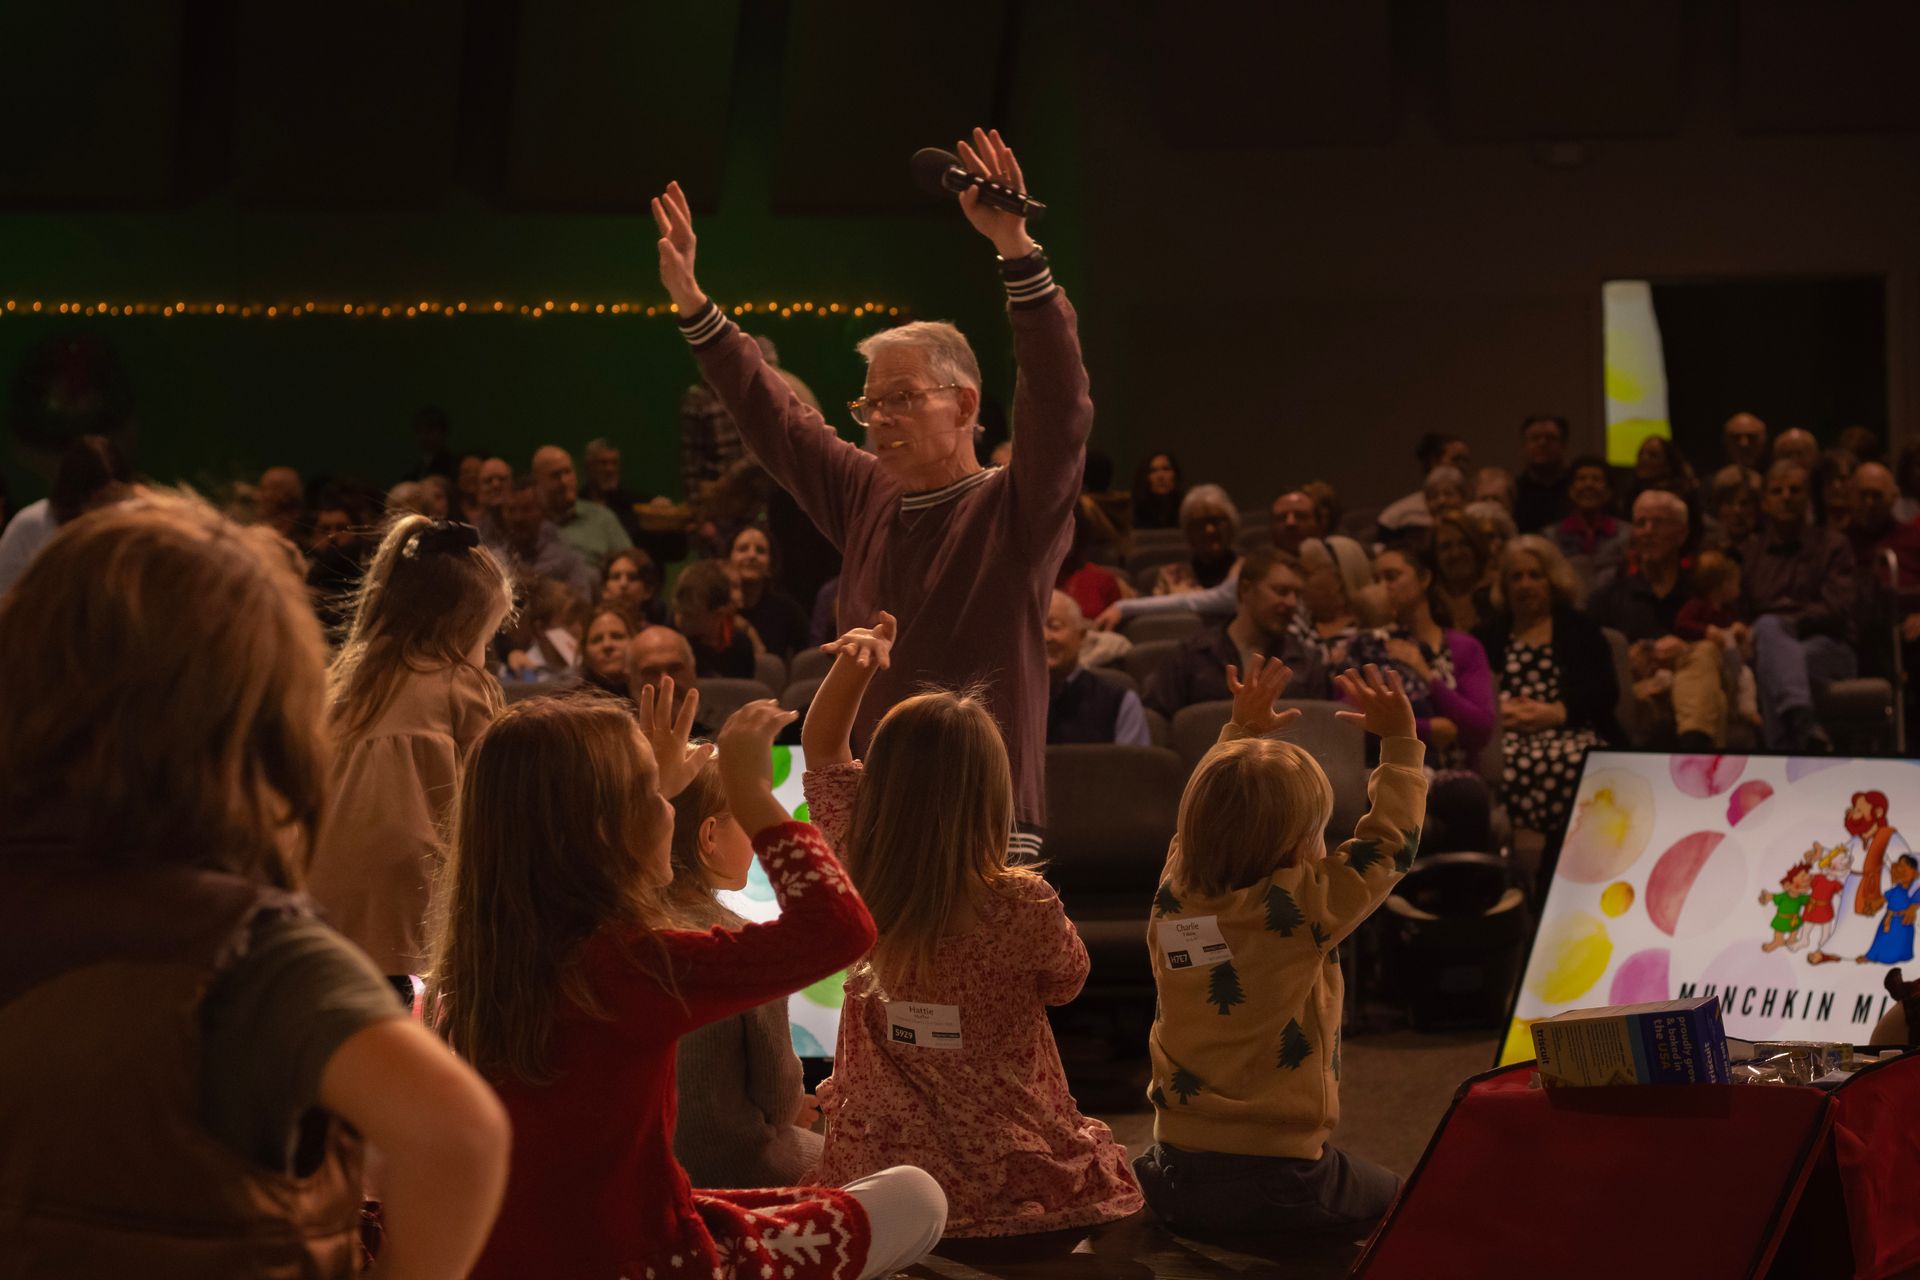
top-left (1502, 751), bottom-right (1917, 1063)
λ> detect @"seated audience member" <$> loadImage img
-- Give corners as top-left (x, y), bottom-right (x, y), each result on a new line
top-left (476, 456), bottom-right (511, 531)
top-left (1742, 460), bottom-right (1856, 752)
top-left (679, 332), bottom-right (822, 507)
top-left (0, 492), bottom-right (507, 1275)
top-left (1513, 414), bottom-right (1573, 534)
top-left (386, 480), bottom-right (431, 517)
top-left (1045, 590), bottom-right (1150, 746)
top-left (1674, 551), bottom-right (1761, 732)
top-left (308, 517), bottom-right (510, 994)
top-left (1377, 434), bottom-right (1470, 533)
top-left (1269, 489), bottom-right (1324, 555)
top-left (662, 754), bottom-right (825, 1188)
top-left (421, 475), bottom-right (453, 520)
top-left (1626, 435), bottom-right (1698, 508)
top-left (0, 433), bottom-right (136, 597)
top-left (800, 615), bottom-right (1142, 1241)
top-left (253, 465), bottom-right (305, 542)
top-left (532, 444), bottom-right (632, 578)
top-left (1463, 500), bottom-right (1518, 570)
top-left (1473, 466), bottom-right (1516, 512)
top-left (1722, 411), bottom-right (1769, 473)
top-left (485, 475), bottom-right (597, 605)
top-left (305, 489), bottom-right (366, 633)
top-left (576, 605), bottom-right (635, 697)
top-left (501, 576), bottom-right (590, 679)
top-left (603, 546), bottom-right (666, 626)
top-left (583, 436), bottom-right (689, 567)
top-left (1144, 547), bottom-right (1330, 717)
top-left (1432, 511), bottom-right (1495, 634)
top-left (1475, 536), bottom-right (1621, 852)
top-left (1814, 448), bottom-right (1857, 534)
top-left (1837, 425), bottom-right (1882, 465)
top-left (1295, 535), bottom-right (1381, 667)
top-left (1058, 495), bottom-right (1130, 620)
top-left (401, 404), bottom-right (456, 482)
top-left (1351, 545), bottom-right (1497, 852)
top-left (429, 690), bottom-right (944, 1279)
top-left (1152, 484), bottom-right (1242, 595)
top-left (455, 451), bottom-right (486, 524)
top-left (1132, 451), bottom-right (1186, 531)
top-left (1848, 462), bottom-right (1920, 590)
top-left (673, 559), bottom-right (756, 679)
top-left (1702, 465), bottom-right (1763, 553)
top-left (729, 525), bottom-right (810, 659)
top-left (1588, 489), bottom-right (1727, 748)
top-left (1302, 480), bottom-right (1342, 540)
top-left (1548, 455), bottom-right (1630, 583)
top-left (627, 625), bottom-right (719, 734)
top-left (1135, 660), bottom-right (1424, 1239)
top-left (1772, 427), bottom-right (1819, 475)
top-left (1421, 465), bottom-right (1467, 524)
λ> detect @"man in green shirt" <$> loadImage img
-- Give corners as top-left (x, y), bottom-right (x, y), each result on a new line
top-left (532, 444), bottom-right (632, 578)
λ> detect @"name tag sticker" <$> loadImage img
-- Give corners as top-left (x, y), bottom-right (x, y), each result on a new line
top-left (1157, 915), bottom-right (1234, 969)
top-left (884, 1001), bottom-right (963, 1050)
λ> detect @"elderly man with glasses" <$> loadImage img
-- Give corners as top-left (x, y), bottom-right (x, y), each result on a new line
top-left (653, 128), bottom-right (1087, 856)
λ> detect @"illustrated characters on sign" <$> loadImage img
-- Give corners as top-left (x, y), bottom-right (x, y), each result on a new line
top-left (1756, 791), bottom-right (1913, 966)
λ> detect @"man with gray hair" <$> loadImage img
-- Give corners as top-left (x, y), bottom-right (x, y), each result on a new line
top-left (653, 128), bottom-right (1087, 851)
top-left (1045, 590), bottom-right (1149, 746)
top-left (532, 444), bottom-right (631, 577)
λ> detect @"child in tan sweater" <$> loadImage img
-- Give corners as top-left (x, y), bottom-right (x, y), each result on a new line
top-left (1136, 659), bottom-right (1428, 1238)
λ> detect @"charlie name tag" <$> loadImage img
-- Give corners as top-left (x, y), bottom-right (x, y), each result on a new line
top-left (884, 1001), bottom-right (963, 1050)
top-left (1156, 915), bottom-right (1233, 969)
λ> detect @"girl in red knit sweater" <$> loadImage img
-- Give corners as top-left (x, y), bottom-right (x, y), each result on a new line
top-left (427, 682), bottom-right (946, 1280)
top-left (801, 614), bottom-right (1143, 1243)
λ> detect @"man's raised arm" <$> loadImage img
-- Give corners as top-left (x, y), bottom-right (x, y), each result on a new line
top-left (653, 182), bottom-right (875, 549)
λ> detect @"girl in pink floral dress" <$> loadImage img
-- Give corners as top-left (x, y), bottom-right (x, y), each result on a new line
top-left (800, 613), bottom-right (1143, 1239)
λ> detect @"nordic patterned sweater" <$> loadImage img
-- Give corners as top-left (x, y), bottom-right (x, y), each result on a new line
top-left (1146, 729), bottom-right (1427, 1160)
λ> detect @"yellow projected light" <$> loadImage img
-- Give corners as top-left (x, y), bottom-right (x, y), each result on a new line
top-left (1602, 280), bottom-right (1672, 466)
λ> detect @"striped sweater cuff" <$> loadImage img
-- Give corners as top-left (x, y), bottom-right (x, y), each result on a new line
top-left (999, 253), bottom-right (1057, 309)
top-left (677, 301), bottom-right (732, 349)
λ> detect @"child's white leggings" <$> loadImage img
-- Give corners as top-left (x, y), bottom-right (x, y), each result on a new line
top-left (844, 1165), bottom-right (947, 1279)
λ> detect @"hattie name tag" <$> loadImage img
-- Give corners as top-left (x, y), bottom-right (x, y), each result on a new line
top-left (1157, 915), bottom-right (1234, 970)
top-left (884, 1001), bottom-right (963, 1050)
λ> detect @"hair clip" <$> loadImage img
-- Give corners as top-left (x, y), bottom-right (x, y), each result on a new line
top-left (405, 520), bottom-right (482, 558)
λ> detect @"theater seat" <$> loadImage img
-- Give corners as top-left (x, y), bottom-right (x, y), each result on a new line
top-left (779, 675), bottom-right (823, 715)
top-left (1121, 612), bottom-right (1206, 645)
top-left (1168, 700), bottom-right (1368, 840)
top-left (754, 651), bottom-right (786, 691)
top-left (1124, 543), bottom-right (1191, 577)
top-left (694, 677), bottom-right (776, 724)
top-left (1121, 638), bottom-right (1180, 689)
top-left (1600, 626), bottom-right (1640, 745)
top-left (1043, 744), bottom-right (1186, 990)
top-left (788, 647), bottom-right (834, 684)
top-left (1085, 665), bottom-right (1138, 696)
top-left (1815, 677), bottom-right (1895, 753)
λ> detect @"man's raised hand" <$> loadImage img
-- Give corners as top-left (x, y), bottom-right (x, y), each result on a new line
top-left (1226, 653), bottom-right (1302, 737)
top-left (651, 181), bottom-right (708, 315)
top-left (955, 127), bottom-right (1037, 259)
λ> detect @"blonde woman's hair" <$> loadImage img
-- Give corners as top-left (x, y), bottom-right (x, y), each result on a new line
top-left (327, 514), bottom-right (511, 742)
top-left (0, 490), bottom-right (330, 887)
top-left (843, 687), bottom-right (1039, 991)
top-left (1169, 738), bottom-right (1334, 897)
top-left (1488, 533), bottom-right (1584, 611)
top-left (659, 754), bottom-right (743, 931)
top-left (426, 697), bottom-right (677, 1085)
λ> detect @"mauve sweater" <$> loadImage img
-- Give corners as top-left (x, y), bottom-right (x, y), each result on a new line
top-left (680, 268), bottom-right (1089, 825)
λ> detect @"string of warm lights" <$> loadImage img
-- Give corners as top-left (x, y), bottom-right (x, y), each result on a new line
top-left (0, 298), bottom-right (904, 320)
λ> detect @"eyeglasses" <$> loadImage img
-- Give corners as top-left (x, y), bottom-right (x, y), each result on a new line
top-left (848, 383), bottom-right (960, 428)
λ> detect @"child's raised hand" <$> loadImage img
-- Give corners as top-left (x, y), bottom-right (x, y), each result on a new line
top-left (821, 610), bottom-right (896, 671)
top-left (1225, 654), bottom-right (1302, 736)
top-left (1334, 663), bottom-right (1417, 740)
top-left (716, 699), bottom-right (802, 835)
top-left (637, 675), bottom-right (715, 799)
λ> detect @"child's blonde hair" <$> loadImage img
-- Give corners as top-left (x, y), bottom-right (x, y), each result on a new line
top-left (660, 754), bottom-right (744, 931)
top-left (1692, 549), bottom-right (1741, 600)
top-left (1168, 738), bottom-right (1334, 896)
top-left (426, 697), bottom-right (677, 1085)
top-left (0, 490), bottom-right (331, 887)
top-left (327, 515), bottom-right (511, 741)
top-left (844, 687), bottom-right (1039, 991)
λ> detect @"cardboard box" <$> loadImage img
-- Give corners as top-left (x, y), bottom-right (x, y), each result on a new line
top-left (1532, 997), bottom-right (1731, 1087)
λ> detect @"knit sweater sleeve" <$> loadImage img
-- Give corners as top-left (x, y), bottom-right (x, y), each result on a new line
top-left (1005, 289), bottom-right (1094, 558)
top-left (800, 761), bottom-right (863, 854)
top-left (680, 306), bottom-right (879, 550)
top-left (1427, 630), bottom-right (1497, 755)
top-left (632, 821), bottom-right (876, 1038)
top-left (1115, 568), bottom-right (1241, 621)
top-left (1282, 735), bottom-right (1428, 948)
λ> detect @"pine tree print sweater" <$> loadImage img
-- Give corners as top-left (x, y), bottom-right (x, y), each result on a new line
top-left (1146, 729), bottom-right (1427, 1160)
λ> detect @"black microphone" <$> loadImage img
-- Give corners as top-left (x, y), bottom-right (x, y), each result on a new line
top-left (910, 147), bottom-right (1046, 221)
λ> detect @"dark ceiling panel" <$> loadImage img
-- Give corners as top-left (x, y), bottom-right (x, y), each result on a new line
top-left (771, 1), bottom-right (1009, 214)
top-left (1443, 0), bottom-right (1684, 141)
top-left (231, 3), bottom-right (464, 206)
top-left (1151, 1), bottom-right (1394, 148)
top-left (0, 1), bottom-right (182, 205)
top-left (1736, 0), bottom-right (1920, 134)
top-left (504, 1), bottom-right (739, 211)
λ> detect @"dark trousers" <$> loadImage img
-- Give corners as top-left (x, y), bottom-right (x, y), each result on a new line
top-left (1133, 1141), bottom-right (1400, 1237)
